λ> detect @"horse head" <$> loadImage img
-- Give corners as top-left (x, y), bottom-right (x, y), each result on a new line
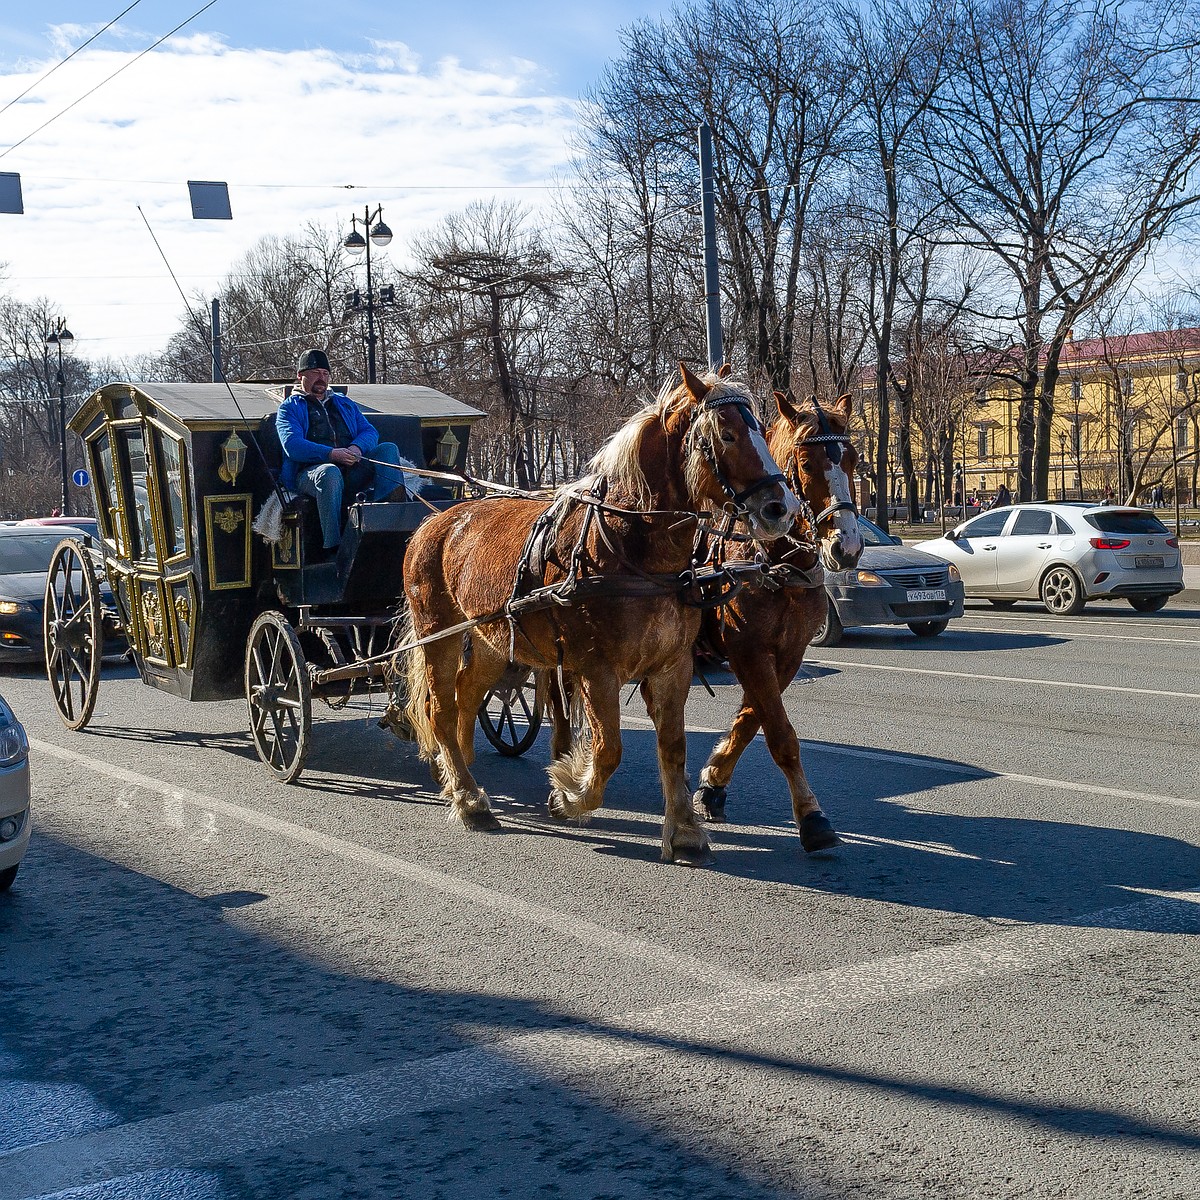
top-left (673, 363), bottom-right (800, 542)
top-left (772, 391), bottom-right (863, 571)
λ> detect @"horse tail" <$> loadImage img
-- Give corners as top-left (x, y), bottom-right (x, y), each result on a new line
top-left (399, 609), bottom-right (439, 764)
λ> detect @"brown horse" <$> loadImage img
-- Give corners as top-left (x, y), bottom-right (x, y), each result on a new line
top-left (400, 365), bottom-right (800, 864)
top-left (691, 391), bottom-right (863, 851)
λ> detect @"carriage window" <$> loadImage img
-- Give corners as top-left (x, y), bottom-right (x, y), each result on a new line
top-left (91, 432), bottom-right (124, 553)
top-left (123, 427), bottom-right (158, 564)
top-left (156, 433), bottom-right (188, 557)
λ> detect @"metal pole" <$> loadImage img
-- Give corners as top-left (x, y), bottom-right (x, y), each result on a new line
top-left (698, 123), bottom-right (723, 371)
top-left (365, 205), bottom-right (377, 384)
top-left (210, 298), bottom-right (221, 382)
top-left (57, 342), bottom-right (68, 517)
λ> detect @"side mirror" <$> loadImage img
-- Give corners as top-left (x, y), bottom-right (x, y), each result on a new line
top-left (946, 527), bottom-right (961, 541)
top-left (890, 534), bottom-right (903, 545)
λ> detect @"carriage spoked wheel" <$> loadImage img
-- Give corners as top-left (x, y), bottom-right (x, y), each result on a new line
top-left (245, 611), bottom-right (312, 783)
top-left (479, 665), bottom-right (544, 757)
top-left (43, 539), bottom-right (104, 731)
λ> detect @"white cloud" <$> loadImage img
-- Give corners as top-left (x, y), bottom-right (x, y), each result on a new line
top-left (0, 38), bottom-right (579, 362)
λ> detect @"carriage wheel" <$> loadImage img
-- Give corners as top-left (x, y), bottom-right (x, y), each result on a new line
top-left (43, 539), bottom-right (103, 731)
top-left (479, 666), bottom-right (543, 757)
top-left (245, 611), bottom-right (312, 783)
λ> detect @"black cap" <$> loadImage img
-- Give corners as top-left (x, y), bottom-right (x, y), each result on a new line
top-left (297, 348), bottom-right (330, 373)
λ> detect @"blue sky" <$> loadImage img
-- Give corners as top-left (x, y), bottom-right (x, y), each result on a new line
top-left (0, 1), bottom-right (668, 363)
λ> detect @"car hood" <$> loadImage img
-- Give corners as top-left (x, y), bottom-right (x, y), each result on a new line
top-left (0, 572), bottom-right (50, 605)
top-left (857, 544), bottom-right (950, 571)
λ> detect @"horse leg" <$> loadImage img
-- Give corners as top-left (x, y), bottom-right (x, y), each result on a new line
top-left (423, 635), bottom-right (500, 832)
top-left (641, 655), bottom-right (711, 866)
top-left (544, 670), bottom-right (578, 814)
top-left (546, 674), bottom-right (620, 824)
top-left (454, 637), bottom-right (509, 770)
top-left (740, 650), bottom-right (840, 853)
top-left (692, 696), bottom-right (763, 823)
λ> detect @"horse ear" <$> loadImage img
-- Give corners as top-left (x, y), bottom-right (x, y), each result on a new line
top-left (774, 390), bottom-right (800, 423)
top-left (679, 361), bottom-right (710, 402)
top-left (833, 393), bottom-right (853, 422)
top-left (717, 362), bottom-right (733, 379)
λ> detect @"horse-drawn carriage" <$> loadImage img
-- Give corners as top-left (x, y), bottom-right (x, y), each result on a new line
top-left (42, 380), bottom-right (543, 780)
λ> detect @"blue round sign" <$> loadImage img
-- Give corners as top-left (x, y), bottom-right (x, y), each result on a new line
top-left (71, 468), bottom-right (90, 488)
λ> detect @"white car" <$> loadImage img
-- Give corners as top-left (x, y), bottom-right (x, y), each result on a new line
top-left (0, 691), bottom-right (30, 891)
top-left (915, 502), bottom-right (1184, 615)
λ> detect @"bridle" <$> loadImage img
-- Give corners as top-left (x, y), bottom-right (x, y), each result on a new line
top-left (687, 391), bottom-right (787, 516)
top-left (788, 396), bottom-right (858, 535)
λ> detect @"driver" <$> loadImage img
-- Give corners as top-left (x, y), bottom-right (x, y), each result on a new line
top-left (276, 349), bottom-right (409, 556)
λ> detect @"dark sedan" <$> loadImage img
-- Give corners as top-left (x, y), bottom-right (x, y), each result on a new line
top-left (0, 527), bottom-right (124, 663)
top-left (813, 515), bottom-right (965, 645)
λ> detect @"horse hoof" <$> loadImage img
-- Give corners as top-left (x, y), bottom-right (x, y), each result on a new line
top-left (462, 808), bottom-right (502, 832)
top-left (665, 841), bottom-right (714, 868)
top-left (799, 811), bottom-right (841, 854)
top-left (692, 783), bottom-right (727, 823)
top-left (547, 791), bottom-right (571, 821)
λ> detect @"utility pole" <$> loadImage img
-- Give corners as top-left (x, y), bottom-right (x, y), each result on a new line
top-left (698, 123), bottom-right (724, 371)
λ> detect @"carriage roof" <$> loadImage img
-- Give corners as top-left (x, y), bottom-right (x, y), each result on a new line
top-left (70, 381), bottom-right (484, 432)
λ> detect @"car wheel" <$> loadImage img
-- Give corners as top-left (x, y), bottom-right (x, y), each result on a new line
top-left (1040, 566), bottom-right (1086, 615)
top-left (908, 620), bottom-right (948, 638)
top-left (988, 599), bottom-right (1018, 609)
top-left (0, 864), bottom-right (17, 892)
top-left (810, 598), bottom-right (843, 647)
top-left (1128, 595), bottom-right (1169, 613)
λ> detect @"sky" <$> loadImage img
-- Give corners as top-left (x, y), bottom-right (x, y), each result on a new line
top-left (0, 1), bottom-right (668, 366)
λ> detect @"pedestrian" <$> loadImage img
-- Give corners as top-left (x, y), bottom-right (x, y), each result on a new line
top-left (988, 482), bottom-right (1012, 509)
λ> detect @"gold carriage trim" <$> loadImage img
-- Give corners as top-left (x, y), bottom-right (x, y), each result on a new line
top-left (141, 588), bottom-right (165, 658)
top-left (212, 506), bottom-right (244, 535)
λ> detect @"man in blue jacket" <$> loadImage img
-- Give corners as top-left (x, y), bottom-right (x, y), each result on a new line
top-left (277, 349), bottom-right (408, 555)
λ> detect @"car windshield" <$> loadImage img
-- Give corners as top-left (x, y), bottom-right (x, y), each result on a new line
top-left (856, 516), bottom-right (896, 547)
top-left (0, 534), bottom-right (77, 574)
top-left (1083, 510), bottom-right (1170, 535)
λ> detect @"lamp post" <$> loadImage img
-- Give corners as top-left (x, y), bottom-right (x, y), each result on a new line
top-left (343, 205), bottom-right (392, 383)
top-left (45, 318), bottom-right (74, 516)
top-left (1058, 433), bottom-right (1066, 500)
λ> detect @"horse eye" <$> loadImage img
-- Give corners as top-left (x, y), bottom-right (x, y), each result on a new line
top-left (720, 431), bottom-right (737, 444)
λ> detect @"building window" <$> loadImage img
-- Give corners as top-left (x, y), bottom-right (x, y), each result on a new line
top-left (976, 425), bottom-right (989, 460)
top-left (1178, 417), bottom-right (1190, 450)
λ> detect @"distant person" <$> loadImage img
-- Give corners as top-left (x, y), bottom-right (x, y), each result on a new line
top-left (1103, 485), bottom-right (1116, 505)
top-left (988, 482), bottom-right (1012, 509)
top-left (277, 349), bottom-right (409, 556)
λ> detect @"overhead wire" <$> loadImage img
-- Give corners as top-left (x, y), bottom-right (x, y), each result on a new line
top-left (0, 0), bottom-right (221, 163)
top-left (0, 0), bottom-right (145, 119)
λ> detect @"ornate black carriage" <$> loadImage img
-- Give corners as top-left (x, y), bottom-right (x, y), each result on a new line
top-left (43, 380), bottom-right (543, 780)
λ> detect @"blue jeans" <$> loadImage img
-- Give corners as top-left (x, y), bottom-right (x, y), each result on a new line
top-left (295, 442), bottom-right (407, 549)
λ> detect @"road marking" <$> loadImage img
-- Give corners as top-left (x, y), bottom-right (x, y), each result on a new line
top-left (29, 739), bottom-right (755, 993)
top-left (953, 622), bottom-right (1200, 646)
top-left (621, 715), bottom-right (1200, 810)
top-left (808, 656), bottom-right (1200, 701)
top-left (2, 887), bottom-right (1196, 1200)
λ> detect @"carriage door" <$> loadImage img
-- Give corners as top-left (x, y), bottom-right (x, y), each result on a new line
top-left (116, 421), bottom-right (195, 671)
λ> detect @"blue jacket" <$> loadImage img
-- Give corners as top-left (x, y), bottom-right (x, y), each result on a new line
top-left (276, 391), bottom-right (380, 490)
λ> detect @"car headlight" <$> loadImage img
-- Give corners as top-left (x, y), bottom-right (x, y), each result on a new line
top-left (0, 600), bottom-right (31, 615)
top-left (852, 570), bottom-right (888, 586)
top-left (0, 697), bottom-right (29, 766)
top-left (947, 564), bottom-right (961, 581)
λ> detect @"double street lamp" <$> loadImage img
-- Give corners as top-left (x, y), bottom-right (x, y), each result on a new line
top-left (343, 205), bottom-right (393, 383)
top-left (45, 318), bottom-right (74, 516)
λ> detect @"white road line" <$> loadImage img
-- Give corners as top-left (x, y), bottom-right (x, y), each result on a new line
top-left (808, 656), bottom-right (1200, 701)
top-left (621, 715), bottom-right (1200, 810)
top-left (953, 622), bottom-right (1200, 646)
top-left (2, 887), bottom-right (1196, 1200)
top-left (29, 739), bottom-right (755, 992)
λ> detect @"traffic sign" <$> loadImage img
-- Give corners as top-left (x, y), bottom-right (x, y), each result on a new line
top-left (71, 469), bottom-right (90, 488)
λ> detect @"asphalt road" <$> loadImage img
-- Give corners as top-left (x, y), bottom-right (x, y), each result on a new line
top-left (1, 596), bottom-right (1198, 1200)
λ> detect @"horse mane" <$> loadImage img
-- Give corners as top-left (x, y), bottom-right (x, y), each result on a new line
top-left (582, 371), bottom-right (757, 507)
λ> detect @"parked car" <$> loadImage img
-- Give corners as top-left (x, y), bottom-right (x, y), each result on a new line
top-left (19, 515), bottom-right (100, 540)
top-left (0, 690), bottom-right (31, 890)
top-left (914, 502), bottom-right (1183, 615)
top-left (0, 526), bottom-right (125, 662)
top-left (813, 515), bottom-right (966, 645)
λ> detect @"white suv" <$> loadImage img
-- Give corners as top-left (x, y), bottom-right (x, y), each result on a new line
top-left (0, 693), bottom-right (30, 891)
top-left (915, 503), bottom-right (1184, 615)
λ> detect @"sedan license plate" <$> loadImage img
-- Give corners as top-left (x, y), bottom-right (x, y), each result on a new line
top-left (1135, 555), bottom-right (1164, 569)
top-left (906, 587), bottom-right (946, 602)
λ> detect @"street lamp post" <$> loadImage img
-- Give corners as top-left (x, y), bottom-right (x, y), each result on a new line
top-left (343, 205), bottom-right (392, 383)
top-left (45, 318), bottom-right (74, 516)
top-left (1058, 433), bottom-right (1067, 500)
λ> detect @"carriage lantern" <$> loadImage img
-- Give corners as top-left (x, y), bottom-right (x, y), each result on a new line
top-left (435, 425), bottom-right (460, 468)
top-left (218, 430), bottom-right (247, 485)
